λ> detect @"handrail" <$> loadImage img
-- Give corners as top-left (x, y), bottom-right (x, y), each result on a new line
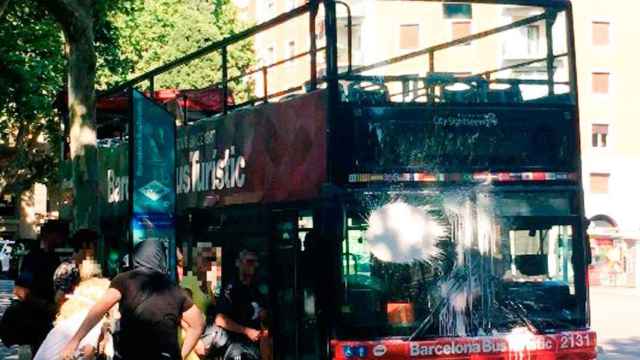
top-left (335, 1), bottom-right (352, 73)
top-left (219, 47), bottom-right (326, 87)
top-left (100, 1), bottom-right (316, 97)
top-left (350, 12), bottom-right (548, 75)
top-left (471, 53), bottom-right (568, 79)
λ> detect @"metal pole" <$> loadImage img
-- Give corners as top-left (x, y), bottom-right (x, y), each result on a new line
top-left (335, 1), bottom-right (352, 73)
top-left (182, 94), bottom-right (188, 124)
top-left (545, 10), bottom-right (556, 96)
top-left (149, 77), bottom-right (155, 99)
top-left (127, 86), bottom-right (135, 266)
top-left (309, 0), bottom-right (318, 90)
top-left (262, 67), bottom-right (269, 103)
top-left (565, 3), bottom-right (589, 329)
top-left (428, 51), bottom-right (435, 102)
top-left (222, 46), bottom-right (228, 115)
top-left (324, 0), bottom-right (338, 183)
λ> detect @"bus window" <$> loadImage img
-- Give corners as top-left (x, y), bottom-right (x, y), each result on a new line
top-left (298, 210), bottom-right (314, 252)
top-left (505, 226), bottom-right (574, 285)
top-left (344, 213), bottom-right (372, 278)
top-left (338, 189), bottom-right (585, 340)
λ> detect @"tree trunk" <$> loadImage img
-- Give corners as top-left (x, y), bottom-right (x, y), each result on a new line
top-left (67, 24), bottom-right (99, 231)
top-left (39, 0), bottom-right (99, 232)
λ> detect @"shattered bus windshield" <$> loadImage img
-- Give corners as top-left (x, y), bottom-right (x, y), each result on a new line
top-left (339, 189), bottom-right (584, 340)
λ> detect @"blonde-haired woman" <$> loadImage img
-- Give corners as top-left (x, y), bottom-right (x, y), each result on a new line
top-left (34, 259), bottom-right (113, 360)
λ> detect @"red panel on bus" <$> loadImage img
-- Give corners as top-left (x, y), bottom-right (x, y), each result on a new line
top-left (332, 331), bottom-right (596, 360)
top-left (176, 90), bottom-right (327, 210)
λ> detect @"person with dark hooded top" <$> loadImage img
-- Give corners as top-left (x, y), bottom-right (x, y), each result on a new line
top-left (60, 240), bottom-right (205, 360)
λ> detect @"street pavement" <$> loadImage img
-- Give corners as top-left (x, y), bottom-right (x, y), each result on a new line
top-left (0, 279), bottom-right (18, 359)
top-left (591, 286), bottom-right (640, 360)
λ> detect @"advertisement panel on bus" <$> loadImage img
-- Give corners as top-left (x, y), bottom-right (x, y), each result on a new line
top-left (175, 90), bottom-right (327, 212)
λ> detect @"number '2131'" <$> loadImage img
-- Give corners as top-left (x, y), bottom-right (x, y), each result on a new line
top-left (559, 333), bottom-right (591, 349)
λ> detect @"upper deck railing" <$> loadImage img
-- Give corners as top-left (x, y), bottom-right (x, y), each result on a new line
top-left (97, 0), bottom-right (576, 127)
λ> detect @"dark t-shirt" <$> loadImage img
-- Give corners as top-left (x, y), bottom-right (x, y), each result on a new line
top-left (18, 248), bottom-right (60, 303)
top-left (217, 280), bottom-right (266, 332)
top-left (110, 269), bottom-right (194, 359)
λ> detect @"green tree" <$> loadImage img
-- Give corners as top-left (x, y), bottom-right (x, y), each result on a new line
top-left (110, 0), bottom-right (255, 99)
top-left (0, 2), bottom-right (66, 199)
top-left (1, 0), bottom-right (256, 229)
top-left (34, 0), bottom-right (100, 231)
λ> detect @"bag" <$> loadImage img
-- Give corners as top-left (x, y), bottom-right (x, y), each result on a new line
top-left (201, 324), bottom-right (229, 350)
top-left (0, 299), bottom-right (53, 348)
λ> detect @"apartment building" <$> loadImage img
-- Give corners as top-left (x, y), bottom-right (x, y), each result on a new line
top-left (236, 0), bottom-right (640, 287)
top-left (572, 2), bottom-right (640, 287)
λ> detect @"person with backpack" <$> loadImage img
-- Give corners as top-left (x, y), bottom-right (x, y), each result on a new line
top-left (60, 240), bottom-right (205, 360)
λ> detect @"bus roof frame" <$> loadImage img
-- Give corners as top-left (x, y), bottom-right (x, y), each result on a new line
top-left (99, 0), bottom-right (573, 102)
top-left (405, 0), bottom-right (571, 9)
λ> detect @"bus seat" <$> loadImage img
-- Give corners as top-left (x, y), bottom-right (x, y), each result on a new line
top-left (487, 83), bottom-right (522, 103)
top-left (514, 254), bottom-right (548, 276)
top-left (347, 81), bottom-right (390, 105)
top-left (442, 83), bottom-right (476, 103)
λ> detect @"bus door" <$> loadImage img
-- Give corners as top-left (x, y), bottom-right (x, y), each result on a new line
top-left (271, 209), bottom-right (321, 360)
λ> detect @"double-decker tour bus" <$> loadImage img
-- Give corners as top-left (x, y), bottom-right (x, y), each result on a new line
top-left (77, 0), bottom-right (595, 359)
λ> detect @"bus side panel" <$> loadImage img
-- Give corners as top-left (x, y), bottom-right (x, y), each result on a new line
top-left (176, 90), bottom-right (328, 212)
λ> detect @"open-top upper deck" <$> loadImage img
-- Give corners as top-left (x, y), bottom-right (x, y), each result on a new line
top-left (97, 0), bottom-right (577, 119)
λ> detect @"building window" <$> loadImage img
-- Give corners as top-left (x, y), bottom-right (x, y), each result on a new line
top-left (267, 0), bottom-right (276, 18)
top-left (338, 21), bottom-right (362, 65)
top-left (285, 0), bottom-right (296, 11)
top-left (444, 3), bottom-right (472, 19)
top-left (452, 21), bottom-right (471, 42)
top-left (315, 20), bottom-right (325, 42)
top-left (592, 72), bottom-right (610, 94)
top-left (338, 22), bottom-right (362, 52)
top-left (399, 24), bottom-right (419, 50)
top-left (592, 124), bottom-right (609, 148)
top-left (265, 45), bottom-right (276, 66)
top-left (592, 21), bottom-right (610, 46)
top-left (590, 173), bottom-right (610, 194)
top-left (526, 25), bottom-right (540, 55)
top-left (285, 40), bottom-right (295, 66)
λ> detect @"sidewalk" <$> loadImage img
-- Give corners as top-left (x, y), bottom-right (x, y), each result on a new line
top-left (0, 279), bottom-right (18, 359)
top-left (591, 286), bottom-right (640, 359)
top-left (590, 285), bottom-right (640, 298)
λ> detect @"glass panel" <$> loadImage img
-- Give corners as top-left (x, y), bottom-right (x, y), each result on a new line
top-left (350, 107), bottom-right (577, 173)
top-left (338, 190), bottom-right (584, 340)
top-left (187, 211), bottom-right (272, 360)
top-left (443, 3), bottom-right (472, 19)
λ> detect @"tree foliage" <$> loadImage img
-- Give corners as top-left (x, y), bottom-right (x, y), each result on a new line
top-left (109, 0), bottom-right (255, 98)
top-left (0, 0), bottom-right (256, 201)
top-left (0, 2), bottom-right (66, 197)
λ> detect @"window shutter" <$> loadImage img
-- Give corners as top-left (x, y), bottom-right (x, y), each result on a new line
top-left (452, 21), bottom-right (471, 40)
top-left (593, 22), bottom-right (610, 46)
top-left (590, 173), bottom-right (610, 194)
top-left (399, 25), bottom-right (419, 49)
top-left (592, 72), bottom-right (610, 94)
